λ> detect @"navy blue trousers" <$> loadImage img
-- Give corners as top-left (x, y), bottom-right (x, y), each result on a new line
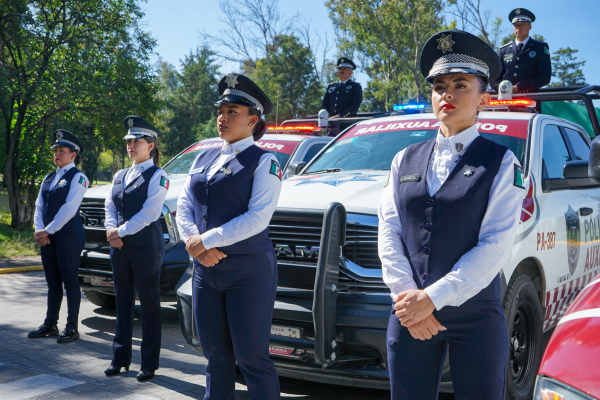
top-left (387, 300), bottom-right (509, 400)
top-left (193, 251), bottom-right (280, 400)
top-left (41, 229), bottom-right (85, 330)
top-left (110, 245), bottom-right (163, 370)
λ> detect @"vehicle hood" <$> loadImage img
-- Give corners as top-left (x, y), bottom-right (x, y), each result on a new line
top-left (538, 276), bottom-right (600, 397)
top-left (84, 175), bottom-right (188, 214)
top-left (278, 170), bottom-right (388, 215)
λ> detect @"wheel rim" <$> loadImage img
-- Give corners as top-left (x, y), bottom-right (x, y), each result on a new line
top-left (509, 296), bottom-right (536, 389)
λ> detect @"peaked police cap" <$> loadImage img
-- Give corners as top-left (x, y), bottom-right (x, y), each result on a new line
top-left (337, 57), bottom-right (356, 70)
top-left (123, 115), bottom-right (163, 140)
top-left (509, 8), bottom-right (535, 24)
top-left (215, 73), bottom-right (273, 115)
top-left (51, 129), bottom-right (85, 153)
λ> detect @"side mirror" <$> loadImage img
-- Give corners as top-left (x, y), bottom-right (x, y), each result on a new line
top-left (286, 161), bottom-right (307, 178)
top-left (564, 160), bottom-right (598, 189)
top-left (589, 136), bottom-right (600, 183)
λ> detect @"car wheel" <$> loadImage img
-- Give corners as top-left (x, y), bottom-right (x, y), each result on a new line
top-left (83, 290), bottom-right (116, 309)
top-left (503, 272), bottom-right (543, 400)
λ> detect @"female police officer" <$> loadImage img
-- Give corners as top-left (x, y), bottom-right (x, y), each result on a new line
top-left (103, 116), bottom-right (169, 382)
top-left (29, 130), bottom-right (88, 344)
top-left (378, 30), bottom-right (523, 399)
top-left (177, 73), bottom-right (282, 399)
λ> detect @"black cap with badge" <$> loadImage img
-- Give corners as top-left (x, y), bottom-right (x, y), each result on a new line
top-left (337, 57), bottom-right (356, 70)
top-left (51, 130), bottom-right (85, 153)
top-left (123, 115), bottom-right (163, 140)
top-left (420, 30), bottom-right (501, 83)
top-left (509, 8), bottom-right (535, 24)
top-left (214, 73), bottom-right (273, 116)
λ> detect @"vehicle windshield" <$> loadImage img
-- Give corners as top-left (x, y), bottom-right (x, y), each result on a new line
top-left (305, 118), bottom-right (528, 173)
top-left (163, 139), bottom-right (297, 175)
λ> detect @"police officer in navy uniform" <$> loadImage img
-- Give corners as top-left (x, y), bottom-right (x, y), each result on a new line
top-left (321, 57), bottom-right (363, 119)
top-left (177, 72), bottom-right (282, 399)
top-left (491, 8), bottom-right (551, 93)
top-left (29, 130), bottom-right (88, 343)
top-left (103, 116), bottom-right (169, 382)
top-left (379, 30), bottom-right (523, 399)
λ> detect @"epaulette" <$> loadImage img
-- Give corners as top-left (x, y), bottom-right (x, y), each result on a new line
top-left (500, 42), bottom-right (512, 49)
top-left (530, 37), bottom-right (548, 45)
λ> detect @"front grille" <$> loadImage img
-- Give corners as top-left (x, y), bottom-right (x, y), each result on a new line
top-left (344, 224), bottom-right (380, 269)
top-left (80, 198), bottom-right (169, 235)
top-left (338, 267), bottom-right (389, 293)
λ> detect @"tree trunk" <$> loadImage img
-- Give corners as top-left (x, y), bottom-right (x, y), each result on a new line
top-left (4, 102), bottom-right (28, 230)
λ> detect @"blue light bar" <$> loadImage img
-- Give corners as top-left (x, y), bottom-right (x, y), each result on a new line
top-left (393, 103), bottom-right (429, 111)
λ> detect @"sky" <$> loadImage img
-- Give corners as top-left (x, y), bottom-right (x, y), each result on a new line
top-left (140, 0), bottom-right (600, 91)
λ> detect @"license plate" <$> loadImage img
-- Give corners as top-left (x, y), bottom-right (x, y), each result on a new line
top-left (89, 276), bottom-right (114, 287)
top-left (270, 325), bottom-right (301, 338)
top-left (269, 346), bottom-right (299, 358)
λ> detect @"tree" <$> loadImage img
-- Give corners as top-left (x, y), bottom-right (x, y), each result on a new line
top-left (160, 47), bottom-right (220, 157)
top-left (550, 47), bottom-right (586, 87)
top-left (448, 0), bottom-right (506, 51)
top-left (0, 0), bottom-right (159, 229)
top-left (327, 0), bottom-right (445, 107)
top-left (250, 35), bottom-right (323, 123)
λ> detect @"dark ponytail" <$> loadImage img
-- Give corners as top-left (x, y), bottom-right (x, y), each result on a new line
top-left (248, 107), bottom-right (267, 141)
top-left (143, 137), bottom-right (160, 167)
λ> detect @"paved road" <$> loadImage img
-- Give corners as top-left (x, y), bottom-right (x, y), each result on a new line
top-left (0, 271), bottom-right (453, 399)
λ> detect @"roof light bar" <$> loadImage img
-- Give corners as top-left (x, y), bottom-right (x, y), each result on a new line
top-left (267, 126), bottom-right (319, 131)
top-left (393, 103), bottom-right (429, 111)
top-left (488, 99), bottom-right (536, 108)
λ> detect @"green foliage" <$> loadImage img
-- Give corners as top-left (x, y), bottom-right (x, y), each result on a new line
top-left (196, 116), bottom-right (218, 142)
top-left (327, 0), bottom-right (444, 110)
top-left (0, 0), bottom-right (160, 228)
top-left (550, 47), bottom-right (586, 87)
top-left (249, 35), bottom-right (323, 124)
top-left (158, 47), bottom-right (220, 157)
top-left (0, 192), bottom-right (37, 257)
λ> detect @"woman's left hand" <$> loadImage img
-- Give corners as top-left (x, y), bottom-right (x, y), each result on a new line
top-left (34, 229), bottom-right (49, 241)
top-left (186, 235), bottom-right (206, 258)
top-left (394, 289), bottom-right (436, 327)
top-left (106, 228), bottom-right (120, 241)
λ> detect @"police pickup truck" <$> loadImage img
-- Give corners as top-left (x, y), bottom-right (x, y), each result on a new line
top-left (176, 86), bottom-right (600, 399)
top-left (78, 131), bottom-right (330, 308)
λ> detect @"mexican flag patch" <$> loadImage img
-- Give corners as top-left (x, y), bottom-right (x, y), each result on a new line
top-left (79, 176), bottom-right (87, 187)
top-left (544, 47), bottom-right (549, 55)
top-left (513, 164), bottom-right (525, 189)
top-left (160, 176), bottom-right (170, 189)
top-left (269, 160), bottom-right (282, 180)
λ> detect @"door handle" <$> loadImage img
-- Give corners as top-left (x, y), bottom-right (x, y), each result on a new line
top-left (580, 207), bottom-right (594, 216)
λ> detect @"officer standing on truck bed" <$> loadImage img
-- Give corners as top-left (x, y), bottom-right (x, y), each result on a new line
top-left (379, 30), bottom-right (523, 399)
top-left (29, 130), bottom-right (88, 344)
top-left (491, 8), bottom-right (552, 93)
top-left (321, 58), bottom-right (363, 119)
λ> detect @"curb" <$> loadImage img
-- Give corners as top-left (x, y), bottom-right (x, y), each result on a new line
top-left (0, 265), bottom-right (44, 274)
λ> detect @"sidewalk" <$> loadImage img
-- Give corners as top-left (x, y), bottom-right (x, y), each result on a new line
top-left (0, 255), bottom-right (42, 274)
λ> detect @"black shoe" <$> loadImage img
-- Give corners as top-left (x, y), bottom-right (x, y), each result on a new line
top-left (56, 328), bottom-right (80, 343)
top-left (28, 324), bottom-right (59, 338)
top-left (104, 365), bottom-right (129, 376)
top-left (137, 370), bottom-right (155, 382)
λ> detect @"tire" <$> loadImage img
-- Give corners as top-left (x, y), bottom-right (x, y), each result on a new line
top-left (503, 273), bottom-right (543, 400)
top-left (83, 290), bottom-right (116, 309)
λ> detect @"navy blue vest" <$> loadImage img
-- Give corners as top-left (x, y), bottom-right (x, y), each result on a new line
top-left (41, 167), bottom-right (84, 233)
top-left (111, 166), bottom-right (164, 248)
top-left (189, 145), bottom-right (273, 255)
top-left (397, 136), bottom-right (508, 302)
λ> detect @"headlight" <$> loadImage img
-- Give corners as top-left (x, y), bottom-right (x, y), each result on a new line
top-left (534, 375), bottom-right (596, 400)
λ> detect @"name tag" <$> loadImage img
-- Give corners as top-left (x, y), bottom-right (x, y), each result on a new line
top-left (114, 180), bottom-right (121, 184)
top-left (398, 174), bottom-right (420, 184)
top-left (189, 167), bottom-right (205, 175)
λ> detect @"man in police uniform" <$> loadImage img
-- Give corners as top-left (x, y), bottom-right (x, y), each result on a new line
top-left (491, 8), bottom-right (551, 93)
top-left (321, 58), bottom-right (363, 118)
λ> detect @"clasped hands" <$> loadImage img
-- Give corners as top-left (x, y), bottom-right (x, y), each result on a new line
top-left (394, 289), bottom-right (446, 341)
top-left (185, 235), bottom-right (226, 267)
top-left (33, 229), bottom-right (50, 246)
top-left (106, 228), bottom-right (123, 249)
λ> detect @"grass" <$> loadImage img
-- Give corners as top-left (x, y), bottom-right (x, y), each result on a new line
top-left (0, 191), bottom-right (39, 258)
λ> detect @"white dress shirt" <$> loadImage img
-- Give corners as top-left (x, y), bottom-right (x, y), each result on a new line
top-left (34, 162), bottom-right (88, 234)
top-left (515, 36), bottom-right (530, 48)
top-left (176, 135), bottom-right (282, 250)
top-left (104, 158), bottom-right (169, 237)
top-left (378, 124), bottom-right (523, 310)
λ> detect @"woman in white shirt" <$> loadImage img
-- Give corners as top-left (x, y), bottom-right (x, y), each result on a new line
top-left (177, 73), bottom-right (282, 399)
top-left (103, 116), bottom-right (169, 382)
top-left (29, 130), bottom-right (88, 344)
top-left (379, 30), bottom-right (523, 399)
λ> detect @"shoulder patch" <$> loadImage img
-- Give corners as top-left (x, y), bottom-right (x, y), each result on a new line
top-left (513, 164), bottom-right (525, 189)
top-left (160, 176), bottom-right (170, 189)
top-left (78, 176), bottom-right (87, 188)
top-left (269, 160), bottom-right (282, 180)
top-left (384, 172), bottom-right (391, 188)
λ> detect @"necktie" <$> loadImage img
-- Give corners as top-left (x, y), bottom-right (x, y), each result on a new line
top-left (517, 43), bottom-right (523, 53)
